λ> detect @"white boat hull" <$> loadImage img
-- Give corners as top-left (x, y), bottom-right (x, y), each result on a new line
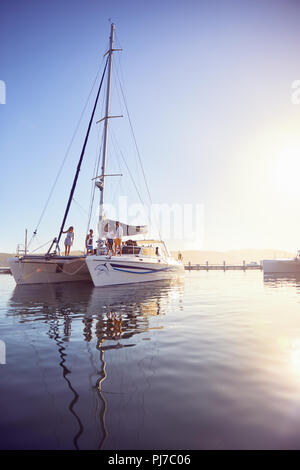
top-left (8, 256), bottom-right (92, 285)
top-left (85, 255), bottom-right (184, 287)
top-left (262, 259), bottom-right (300, 274)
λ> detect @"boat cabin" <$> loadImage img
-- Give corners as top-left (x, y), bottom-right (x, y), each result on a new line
top-left (122, 239), bottom-right (169, 258)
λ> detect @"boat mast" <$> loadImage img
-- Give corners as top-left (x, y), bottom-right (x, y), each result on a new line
top-left (98, 22), bottom-right (115, 239)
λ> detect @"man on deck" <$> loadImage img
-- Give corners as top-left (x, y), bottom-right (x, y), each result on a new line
top-left (114, 221), bottom-right (123, 256)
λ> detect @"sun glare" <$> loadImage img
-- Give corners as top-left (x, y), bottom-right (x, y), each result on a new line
top-left (269, 140), bottom-right (300, 196)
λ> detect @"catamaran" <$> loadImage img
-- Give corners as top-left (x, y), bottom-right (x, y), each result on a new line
top-left (9, 23), bottom-right (184, 286)
top-left (86, 24), bottom-right (183, 286)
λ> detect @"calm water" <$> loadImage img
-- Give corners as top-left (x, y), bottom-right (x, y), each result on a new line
top-left (2, 271), bottom-right (300, 449)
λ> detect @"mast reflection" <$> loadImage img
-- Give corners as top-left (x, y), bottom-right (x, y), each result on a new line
top-left (8, 279), bottom-right (183, 449)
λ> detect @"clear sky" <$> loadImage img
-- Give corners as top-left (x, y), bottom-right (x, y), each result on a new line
top-left (1, 0), bottom-right (300, 253)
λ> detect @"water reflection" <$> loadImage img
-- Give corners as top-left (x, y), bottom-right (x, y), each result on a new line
top-left (47, 316), bottom-right (83, 449)
top-left (263, 274), bottom-right (300, 386)
top-left (7, 280), bottom-right (183, 449)
top-left (264, 274), bottom-right (300, 290)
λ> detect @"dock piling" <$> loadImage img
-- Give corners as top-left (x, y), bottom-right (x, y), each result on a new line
top-left (184, 262), bottom-right (262, 271)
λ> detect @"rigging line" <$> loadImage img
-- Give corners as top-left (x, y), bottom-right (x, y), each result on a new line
top-left (106, 130), bottom-right (123, 199)
top-left (115, 70), bottom-right (163, 239)
top-left (116, 73), bottom-right (152, 203)
top-left (118, 75), bottom-right (162, 240)
top-left (28, 55), bottom-right (106, 249)
top-left (114, 31), bottom-right (125, 80)
top-left (109, 127), bottom-right (145, 208)
top-left (105, 145), bottom-right (122, 207)
top-left (72, 197), bottom-right (89, 217)
top-left (109, 126), bottom-right (154, 230)
top-left (109, 130), bottom-right (152, 229)
top-left (30, 238), bottom-right (55, 253)
top-left (112, 59), bottom-right (124, 117)
top-left (111, 175), bottom-right (122, 207)
top-left (114, 61), bottom-right (141, 179)
top-left (107, 125), bottom-right (123, 180)
top-left (114, 32), bottom-right (152, 201)
top-left (85, 126), bottom-right (105, 244)
top-left (55, 56), bottom-right (109, 251)
top-left (109, 156), bottom-right (123, 207)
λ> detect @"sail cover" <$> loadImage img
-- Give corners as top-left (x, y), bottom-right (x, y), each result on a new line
top-left (100, 219), bottom-right (148, 237)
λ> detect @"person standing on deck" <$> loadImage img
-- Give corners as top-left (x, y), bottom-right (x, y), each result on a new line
top-left (85, 229), bottom-right (94, 255)
top-left (63, 226), bottom-right (74, 256)
top-left (114, 221), bottom-right (123, 256)
top-left (106, 229), bottom-right (114, 257)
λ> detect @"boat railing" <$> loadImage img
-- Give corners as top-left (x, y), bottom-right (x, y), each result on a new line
top-left (16, 244), bottom-right (27, 256)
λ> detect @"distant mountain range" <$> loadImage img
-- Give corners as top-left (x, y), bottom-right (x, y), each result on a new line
top-left (0, 253), bottom-right (13, 267)
top-left (0, 249), bottom-right (295, 267)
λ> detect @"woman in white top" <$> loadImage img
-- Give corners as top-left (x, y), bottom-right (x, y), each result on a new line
top-left (114, 222), bottom-right (123, 256)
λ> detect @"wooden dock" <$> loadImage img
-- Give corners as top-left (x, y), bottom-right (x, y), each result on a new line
top-left (185, 262), bottom-right (262, 271)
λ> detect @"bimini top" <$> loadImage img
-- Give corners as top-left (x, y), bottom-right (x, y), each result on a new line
top-left (101, 219), bottom-right (147, 237)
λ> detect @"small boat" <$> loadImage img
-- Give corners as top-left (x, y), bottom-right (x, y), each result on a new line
top-left (262, 251), bottom-right (300, 274)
